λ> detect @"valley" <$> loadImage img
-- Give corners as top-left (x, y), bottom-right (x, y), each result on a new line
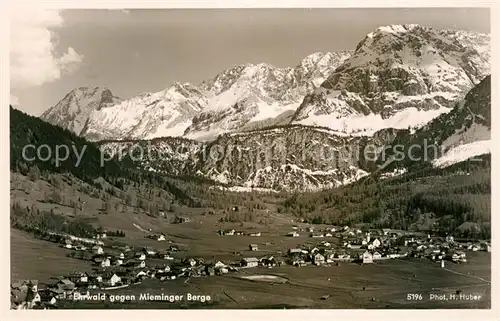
top-left (9, 20), bottom-right (491, 311)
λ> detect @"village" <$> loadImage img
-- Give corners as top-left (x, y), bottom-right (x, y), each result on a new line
top-left (10, 224), bottom-right (491, 309)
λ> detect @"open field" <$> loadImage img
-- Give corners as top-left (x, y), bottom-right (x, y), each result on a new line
top-left (11, 229), bottom-right (93, 284)
top-left (10, 173), bottom-right (491, 309)
top-left (51, 252), bottom-right (491, 309)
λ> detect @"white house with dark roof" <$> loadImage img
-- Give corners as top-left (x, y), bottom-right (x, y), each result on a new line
top-left (361, 251), bottom-right (373, 264)
top-left (92, 245), bottom-right (104, 255)
top-left (241, 257), bottom-right (259, 268)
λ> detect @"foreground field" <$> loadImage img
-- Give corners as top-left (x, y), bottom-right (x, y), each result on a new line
top-left (10, 173), bottom-right (491, 309)
top-left (11, 229), bottom-right (93, 284)
top-left (55, 252), bottom-right (490, 309)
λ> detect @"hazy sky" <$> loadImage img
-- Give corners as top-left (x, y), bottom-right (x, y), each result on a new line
top-left (10, 8), bottom-right (490, 116)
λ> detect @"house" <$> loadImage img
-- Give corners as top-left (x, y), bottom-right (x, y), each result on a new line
top-left (356, 229), bottom-right (362, 234)
top-left (135, 260), bottom-right (146, 269)
top-left (214, 261), bottom-right (226, 269)
top-left (260, 255), bottom-right (276, 267)
top-left (135, 252), bottom-right (146, 261)
top-left (386, 253), bottom-right (401, 259)
top-left (446, 235), bottom-right (454, 243)
top-left (155, 265), bottom-right (171, 274)
top-left (308, 227), bottom-right (315, 233)
top-left (313, 253), bottom-right (326, 265)
top-left (205, 265), bottom-right (215, 276)
top-left (362, 239), bottom-right (368, 245)
top-left (225, 229), bottom-right (235, 236)
top-left (325, 233), bottom-right (333, 237)
top-left (290, 257), bottom-right (306, 266)
top-left (288, 248), bottom-right (303, 256)
top-left (64, 239), bottom-right (73, 249)
top-left (163, 254), bottom-right (174, 260)
top-left (217, 266), bottom-right (229, 274)
top-left (249, 232), bottom-right (261, 237)
top-left (382, 228), bottom-right (391, 236)
top-left (89, 274), bottom-right (103, 284)
top-left (361, 251), bottom-right (373, 264)
top-left (94, 256), bottom-right (111, 267)
top-left (336, 253), bottom-right (351, 261)
top-left (372, 251), bottom-right (382, 260)
top-left (184, 258), bottom-right (197, 267)
top-left (311, 233), bottom-right (324, 238)
top-left (157, 234), bottom-right (166, 241)
top-left (56, 279), bottom-right (75, 291)
top-left (472, 245), bottom-right (480, 251)
top-left (47, 287), bottom-right (67, 300)
top-left (241, 257), bottom-right (259, 268)
top-left (113, 258), bottom-right (123, 266)
top-left (101, 257), bottom-right (111, 267)
top-left (249, 244), bottom-right (259, 251)
top-left (11, 280), bottom-right (42, 309)
top-left (310, 247), bottom-right (320, 254)
top-left (119, 252), bottom-right (125, 259)
top-left (38, 289), bottom-right (57, 306)
top-left (135, 270), bottom-right (148, 279)
top-left (416, 244), bottom-right (427, 251)
top-left (321, 241), bottom-right (331, 247)
top-left (372, 238), bottom-right (381, 248)
top-left (107, 274), bottom-right (121, 287)
top-left (483, 244), bottom-right (491, 252)
top-left (142, 247), bottom-right (156, 256)
top-left (287, 231), bottom-right (300, 237)
top-left (68, 272), bottom-right (89, 284)
top-left (92, 245), bottom-right (104, 255)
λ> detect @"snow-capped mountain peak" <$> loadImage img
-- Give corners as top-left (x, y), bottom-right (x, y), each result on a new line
top-left (40, 86), bottom-right (122, 136)
top-left (42, 51), bottom-right (352, 142)
top-left (292, 24), bottom-right (490, 136)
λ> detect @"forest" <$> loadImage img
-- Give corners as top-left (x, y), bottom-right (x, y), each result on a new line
top-left (10, 106), bottom-right (198, 206)
top-left (279, 156), bottom-right (491, 238)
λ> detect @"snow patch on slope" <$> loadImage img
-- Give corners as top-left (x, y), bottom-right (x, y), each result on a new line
top-left (432, 140), bottom-right (490, 168)
top-left (297, 106), bottom-right (450, 136)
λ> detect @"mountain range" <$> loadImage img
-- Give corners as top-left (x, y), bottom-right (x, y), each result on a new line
top-left (42, 51), bottom-right (352, 141)
top-left (38, 24), bottom-right (491, 191)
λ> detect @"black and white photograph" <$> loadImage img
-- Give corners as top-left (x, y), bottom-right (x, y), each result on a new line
top-left (6, 3), bottom-right (495, 313)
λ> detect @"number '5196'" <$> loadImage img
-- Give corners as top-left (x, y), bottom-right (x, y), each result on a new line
top-left (407, 294), bottom-right (423, 300)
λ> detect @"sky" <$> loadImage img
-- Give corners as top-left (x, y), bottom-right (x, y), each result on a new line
top-left (10, 8), bottom-right (490, 116)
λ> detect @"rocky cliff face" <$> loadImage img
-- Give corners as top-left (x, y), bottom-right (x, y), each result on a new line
top-left (100, 125), bottom-right (403, 191)
top-left (41, 87), bottom-right (122, 136)
top-left (82, 82), bottom-right (207, 141)
top-left (292, 25), bottom-right (490, 135)
top-left (42, 51), bottom-right (352, 142)
top-left (41, 24), bottom-right (491, 191)
top-left (183, 51), bottom-right (353, 140)
top-left (379, 75), bottom-right (491, 170)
